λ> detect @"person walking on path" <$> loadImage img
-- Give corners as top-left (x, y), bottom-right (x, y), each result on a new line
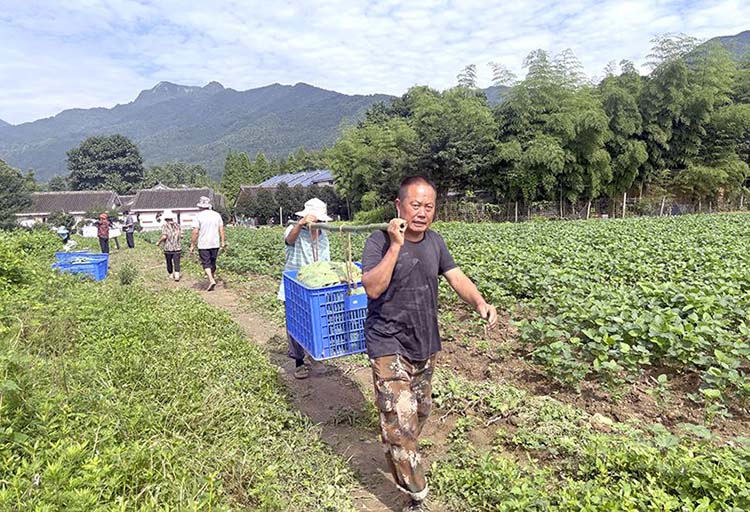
top-left (96, 213), bottom-right (111, 253)
top-left (189, 196), bottom-right (225, 291)
top-left (156, 209), bottom-right (182, 281)
top-left (361, 176), bottom-right (498, 512)
top-left (124, 210), bottom-right (136, 249)
top-left (277, 197), bottom-right (331, 379)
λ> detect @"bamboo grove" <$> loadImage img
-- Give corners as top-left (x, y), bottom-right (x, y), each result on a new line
top-left (329, 35), bottom-right (750, 214)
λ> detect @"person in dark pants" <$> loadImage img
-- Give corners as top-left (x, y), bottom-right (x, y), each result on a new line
top-left (189, 196), bottom-right (225, 291)
top-left (124, 210), bottom-right (136, 248)
top-left (277, 198), bottom-right (331, 379)
top-left (361, 176), bottom-right (498, 512)
top-left (96, 213), bottom-right (110, 253)
top-left (156, 209), bottom-right (182, 281)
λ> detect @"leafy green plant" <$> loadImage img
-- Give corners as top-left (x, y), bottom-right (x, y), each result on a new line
top-left (118, 261), bottom-right (139, 285)
top-left (646, 373), bottom-right (672, 410)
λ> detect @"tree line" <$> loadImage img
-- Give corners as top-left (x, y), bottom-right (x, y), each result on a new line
top-left (1, 133), bottom-right (339, 227)
top-left (329, 35), bottom-right (750, 216)
top-left (4, 34), bottom-right (748, 227)
top-left (33, 135), bottom-right (335, 207)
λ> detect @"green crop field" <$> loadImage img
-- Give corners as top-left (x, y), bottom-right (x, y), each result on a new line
top-left (12, 214), bottom-right (750, 510)
top-left (220, 214), bottom-right (750, 412)
top-left (211, 214), bottom-right (750, 509)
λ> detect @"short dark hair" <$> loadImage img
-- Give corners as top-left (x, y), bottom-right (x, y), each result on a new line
top-left (398, 176), bottom-right (437, 202)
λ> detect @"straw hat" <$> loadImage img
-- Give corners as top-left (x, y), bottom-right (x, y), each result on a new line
top-left (196, 196), bottom-right (212, 209)
top-left (162, 209), bottom-right (176, 220)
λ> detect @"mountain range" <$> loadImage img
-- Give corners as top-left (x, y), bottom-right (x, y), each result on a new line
top-left (1, 30), bottom-right (746, 182)
top-left (0, 82), bottom-right (393, 181)
top-left (705, 30), bottom-right (750, 60)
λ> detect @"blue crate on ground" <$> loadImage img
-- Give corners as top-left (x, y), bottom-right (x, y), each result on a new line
top-left (52, 253), bottom-right (109, 281)
top-left (283, 266), bottom-right (368, 360)
top-left (54, 251), bottom-right (106, 262)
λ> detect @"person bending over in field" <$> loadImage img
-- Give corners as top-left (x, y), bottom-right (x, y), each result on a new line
top-left (189, 196), bottom-right (226, 291)
top-left (361, 176), bottom-right (498, 512)
top-left (277, 197), bottom-right (331, 379)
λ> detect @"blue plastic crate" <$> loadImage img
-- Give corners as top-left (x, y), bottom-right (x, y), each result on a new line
top-left (283, 266), bottom-right (368, 360)
top-left (55, 251), bottom-right (106, 262)
top-left (52, 253), bottom-right (109, 281)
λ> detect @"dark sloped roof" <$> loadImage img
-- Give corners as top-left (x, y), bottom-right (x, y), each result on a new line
top-left (235, 170), bottom-right (334, 207)
top-left (19, 191), bottom-right (119, 215)
top-left (119, 195), bottom-right (136, 207)
top-left (130, 187), bottom-right (225, 211)
top-left (255, 169), bottom-right (333, 188)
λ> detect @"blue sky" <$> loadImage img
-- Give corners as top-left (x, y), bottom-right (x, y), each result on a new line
top-left (0, 0), bottom-right (748, 124)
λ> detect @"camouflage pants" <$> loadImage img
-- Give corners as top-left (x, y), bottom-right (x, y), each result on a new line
top-left (371, 354), bottom-right (436, 501)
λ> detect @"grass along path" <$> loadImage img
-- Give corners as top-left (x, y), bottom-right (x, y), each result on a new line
top-left (1, 231), bottom-right (357, 511)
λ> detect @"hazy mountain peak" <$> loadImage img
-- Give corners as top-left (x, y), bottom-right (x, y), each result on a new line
top-left (133, 80), bottom-right (225, 107)
top-left (203, 81), bottom-right (225, 92)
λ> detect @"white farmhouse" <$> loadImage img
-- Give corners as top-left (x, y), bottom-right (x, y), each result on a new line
top-left (129, 187), bottom-right (226, 231)
top-left (15, 190), bottom-right (120, 227)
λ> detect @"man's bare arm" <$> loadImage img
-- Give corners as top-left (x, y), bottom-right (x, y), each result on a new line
top-left (443, 267), bottom-right (498, 329)
top-left (190, 228), bottom-right (199, 253)
top-left (362, 245), bottom-right (401, 300)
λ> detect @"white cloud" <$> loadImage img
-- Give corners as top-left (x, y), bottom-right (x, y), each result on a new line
top-left (0, 0), bottom-right (748, 123)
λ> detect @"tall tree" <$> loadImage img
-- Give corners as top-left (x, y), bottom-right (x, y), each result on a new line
top-left (0, 159), bottom-right (33, 229)
top-left (47, 175), bottom-right (68, 191)
top-left (488, 62), bottom-right (517, 87)
top-left (220, 151), bottom-right (254, 206)
top-left (456, 64), bottom-right (478, 88)
top-left (493, 49), bottom-right (610, 204)
top-left (411, 86), bottom-right (498, 197)
top-left (600, 61), bottom-right (648, 198)
top-left (67, 135), bottom-right (145, 193)
top-left (143, 162), bottom-right (211, 188)
top-left (330, 116), bottom-right (418, 210)
top-left (254, 152), bottom-right (271, 181)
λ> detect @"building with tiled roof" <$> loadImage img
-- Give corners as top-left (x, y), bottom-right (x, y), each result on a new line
top-left (16, 190), bottom-right (121, 227)
top-left (235, 169), bottom-right (333, 208)
top-left (129, 187), bottom-right (225, 231)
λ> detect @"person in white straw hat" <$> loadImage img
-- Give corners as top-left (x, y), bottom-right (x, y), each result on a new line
top-left (156, 209), bottom-right (182, 281)
top-left (190, 196), bottom-right (226, 291)
top-left (278, 197), bottom-right (331, 379)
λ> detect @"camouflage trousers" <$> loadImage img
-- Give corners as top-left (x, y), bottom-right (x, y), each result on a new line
top-left (371, 354), bottom-right (436, 501)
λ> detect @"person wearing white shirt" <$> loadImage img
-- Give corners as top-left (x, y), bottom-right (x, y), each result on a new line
top-left (189, 196), bottom-right (226, 291)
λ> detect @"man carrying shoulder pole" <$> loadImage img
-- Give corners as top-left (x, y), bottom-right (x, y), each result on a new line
top-left (361, 176), bottom-right (498, 512)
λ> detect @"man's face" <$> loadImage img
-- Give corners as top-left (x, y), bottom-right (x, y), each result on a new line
top-left (395, 183), bottom-right (437, 234)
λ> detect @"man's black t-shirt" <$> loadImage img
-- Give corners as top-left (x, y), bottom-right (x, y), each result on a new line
top-left (362, 229), bottom-right (457, 361)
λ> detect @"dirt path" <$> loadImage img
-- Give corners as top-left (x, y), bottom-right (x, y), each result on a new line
top-left (109, 246), bottom-right (443, 512)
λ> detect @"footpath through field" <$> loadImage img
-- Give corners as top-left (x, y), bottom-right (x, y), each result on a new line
top-left (110, 242), bottom-right (446, 512)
